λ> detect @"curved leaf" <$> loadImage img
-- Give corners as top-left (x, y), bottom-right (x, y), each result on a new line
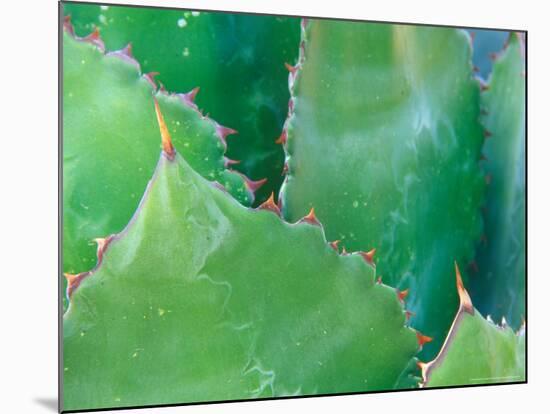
top-left (470, 33), bottom-right (526, 328)
top-left (422, 264), bottom-right (525, 387)
top-left (62, 2), bottom-right (301, 205)
top-left (63, 108), bottom-right (419, 411)
top-left (63, 26), bottom-right (254, 302)
top-left (280, 19), bottom-right (485, 359)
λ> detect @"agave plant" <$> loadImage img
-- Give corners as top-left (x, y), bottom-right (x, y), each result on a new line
top-left (61, 3), bottom-right (526, 411)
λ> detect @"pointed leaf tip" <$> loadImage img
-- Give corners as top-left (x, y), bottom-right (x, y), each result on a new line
top-left (454, 262), bottom-right (474, 314)
top-left (153, 98), bottom-right (175, 159)
top-left (258, 192), bottom-right (281, 216)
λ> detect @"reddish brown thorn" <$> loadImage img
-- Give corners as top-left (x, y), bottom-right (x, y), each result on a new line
top-left (223, 157), bottom-right (240, 167)
top-left (117, 43), bottom-right (133, 58)
top-left (376, 276), bottom-right (382, 284)
top-left (484, 129), bottom-right (493, 139)
top-left (416, 331), bottom-right (433, 348)
top-left (143, 72), bottom-right (160, 90)
top-left (490, 52), bottom-right (498, 61)
top-left (281, 161), bottom-right (289, 176)
top-left (417, 361), bottom-right (427, 371)
top-left (469, 31), bottom-right (476, 41)
top-left (288, 98), bottom-right (294, 113)
top-left (94, 235), bottom-right (114, 264)
top-left (468, 260), bottom-right (479, 274)
top-left (477, 77), bottom-right (489, 91)
top-left (473, 65), bottom-right (480, 73)
top-left (215, 124), bottom-right (238, 149)
top-left (275, 129), bottom-right (287, 145)
top-left (153, 97), bottom-right (175, 159)
top-left (83, 27), bottom-right (105, 51)
top-left (185, 86), bottom-right (200, 102)
top-left (299, 41), bottom-right (306, 60)
top-left (258, 192), bottom-right (281, 216)
top-left (176, 87), bottom-right (200, 110)
top-left (405, 310), bottom-right (415, 321)
top-left (285, 62), bottom-right (298, 74)
top-left (301, 18), bottom-right (308, 31)
top-left (107, 43), bottom-right (140, 70)
top-left (63, 15), bottom-right (75, 35)
top-left (341, 247), bottom-right (349, 256)
top-left (455, 261), bottom-right (474, 314)
top-left (329, 240), bottom-right (340, 252)
top-left (485, 174), bottom-right (492, 185)
top-left (65, 272), bottom-right (90, 297)
top-left (397, 289), bottom-right (409, 303)
top-left (243, 176), bottom-right (267, 195)
top-left (300, 207), bottom-right (320, 226)
top-left (360, 248), bottom-right (376, 265)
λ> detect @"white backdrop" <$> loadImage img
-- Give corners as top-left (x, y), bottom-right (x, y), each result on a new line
top-left (1, 0), bottom-right (546, 413)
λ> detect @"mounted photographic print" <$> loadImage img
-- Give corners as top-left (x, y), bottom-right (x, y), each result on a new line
top-left (60, 1), bottom-right (527, 412)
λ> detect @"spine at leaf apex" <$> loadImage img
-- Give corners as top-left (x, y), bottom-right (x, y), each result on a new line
top-left (454, 262), bottom-right (474, 314)
top-left (153, 97), bottom-right (175, 159)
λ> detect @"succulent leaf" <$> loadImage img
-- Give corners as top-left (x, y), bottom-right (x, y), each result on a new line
top-left (62, 2), bottom-right (301, 205)
top-left (421, 264), bottom-right (525, 387)
top-left (63, 27), bottom-right (253, 307)
top-left (470, 33), bottom-right (526, 329)
top-left (63, 107), bottom-right (419, 411)
top-left (280, 19), bottom-right (486, 359)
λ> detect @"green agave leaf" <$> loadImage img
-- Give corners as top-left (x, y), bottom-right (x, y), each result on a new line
top-left (470, 29), bottom-right (509, 80)
top-left (63, 24), bottom-right (256, 305)
top-left (470, 33), bottom-right (526, 329)
top-left (62, 2), bottom-right (301, 205)
top-left (280, 19), bottom-right (485, 359)
top-left (422, 264), bottom-right (525, 387)
top-left (62, 107), bottom-right (420, 411)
